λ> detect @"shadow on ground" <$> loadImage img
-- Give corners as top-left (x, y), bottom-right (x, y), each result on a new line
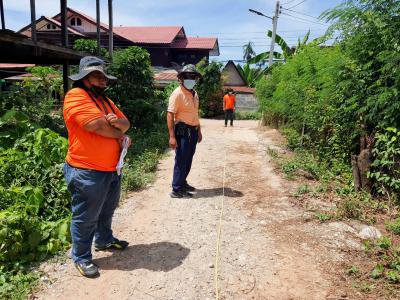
top-left (193, 187), bottom-right (244, 198)
top-left (94, 242), bottom-right (190, 272)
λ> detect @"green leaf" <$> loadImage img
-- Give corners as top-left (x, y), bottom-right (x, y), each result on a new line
top-left (371, 264), bottom-right (384, 279)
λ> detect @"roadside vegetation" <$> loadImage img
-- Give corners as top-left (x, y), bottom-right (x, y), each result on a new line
top-left (258, 0), bottom-right (400, 296)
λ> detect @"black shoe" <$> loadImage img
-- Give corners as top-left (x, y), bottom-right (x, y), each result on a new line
top-left (183, 183), bottom-right (196, 192)
top-left (75, 261), bottom-right (99, 278)
top-left (170, 190), bottom-right (193, 198)
top-left (95, 238), bottom-right (129, 251)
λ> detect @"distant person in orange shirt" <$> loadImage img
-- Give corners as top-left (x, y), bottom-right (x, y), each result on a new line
top-left (63, 56), bottom-right (131, 278)
top-left (223, 89), bottom-right (236, 127)
top-left (167, 65), bottom-right (203, 198)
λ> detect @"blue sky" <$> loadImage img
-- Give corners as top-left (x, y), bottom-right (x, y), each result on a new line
top-left (4, 0), bottom-right (342, 62)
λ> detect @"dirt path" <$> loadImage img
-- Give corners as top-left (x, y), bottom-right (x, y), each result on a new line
top-left (37, 119), bottom-right (361, 300)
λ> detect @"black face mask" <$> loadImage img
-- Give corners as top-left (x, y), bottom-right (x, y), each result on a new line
top-left (90, 85), bottom-right (106, 95)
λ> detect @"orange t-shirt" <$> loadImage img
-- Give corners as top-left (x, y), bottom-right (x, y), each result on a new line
top-left (167, 86), bottom-right (200, 126)
top-left (223, 94), bottom-right (236, 110)
top-left (63, 87), bottom-right (127, 171)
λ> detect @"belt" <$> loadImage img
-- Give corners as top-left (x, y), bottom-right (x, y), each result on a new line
top-left (175, 122), bottom-right (199, 130)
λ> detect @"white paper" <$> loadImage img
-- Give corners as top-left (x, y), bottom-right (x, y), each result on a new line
top-left (116, 136), bottom-right (130, 175)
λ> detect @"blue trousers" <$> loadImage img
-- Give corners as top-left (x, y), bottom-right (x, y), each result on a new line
top-left (172, 125), bottom-right (198, 192)
top-left (225, 109), bottom-right (234, 126)
top-left (63, 163), bottom-right (121, 263)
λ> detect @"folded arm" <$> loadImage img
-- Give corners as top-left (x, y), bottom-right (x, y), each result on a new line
top-left (83, 117), bottom-right (124, 139)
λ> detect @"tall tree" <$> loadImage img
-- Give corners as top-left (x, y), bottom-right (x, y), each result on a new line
top-left (243, 41), bottom-right (256, 63)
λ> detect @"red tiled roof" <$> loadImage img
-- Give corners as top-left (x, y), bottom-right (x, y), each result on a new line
top-left (4, 73), bottom-right (60, 81)
top-left (0, 64), bottom-right (35, 69)
top-left (154, 71), bottom-right (178, 81)
top-left (224, 86), bottom-right (256, 94)
top-left (171, 37), bottom-right (217, 50)
top-left (114, 26), bottom-right (183, 44)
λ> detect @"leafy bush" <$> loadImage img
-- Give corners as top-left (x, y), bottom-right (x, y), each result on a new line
top-left (323, 0), bottom-right (400, 131)
top-left (0, 66), bottom-right (66, 136)
top-left (0, 129), bottom-right (69, 219)
top-left (0, 128), bottom-right (70, 298)
top-left (73, 38), bottom-right (109, 58)
top-left (281, 127), bottom-right (302, 150)
top-left (196, 59), bottom-right (224, 117)
top-left (107, 46), bottom-right (161, 129)
top-left (369, 127), bottom-right (400, 200)
top-left (257, 45), bottom-right (354, 162)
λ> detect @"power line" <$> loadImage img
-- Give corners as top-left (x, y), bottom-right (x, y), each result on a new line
top-left (192, 29), bottom-right (326, 35)
top-left (218, 35), bottom-right (318, 40)
top-left (281, 12), bottom-right (328, 26)
top-left (281, 0), bottom-right (299, 5)
top-left (220, 45), bottom-right (271, 48)
top-left (281, 7), bottom-right (321, 20)
top-left (287, 0), bottom-right (307, 10)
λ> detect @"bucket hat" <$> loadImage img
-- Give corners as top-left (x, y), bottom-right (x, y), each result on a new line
top-left (177, 64), bottom-right (201, 78)
top-left (69, 56), bottom-right (117, 81)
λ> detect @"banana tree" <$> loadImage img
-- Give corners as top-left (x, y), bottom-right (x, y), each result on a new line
top-left (236, 63), bottom-right (268, 88)
top-left (248, 30), bottom-right (311, 65)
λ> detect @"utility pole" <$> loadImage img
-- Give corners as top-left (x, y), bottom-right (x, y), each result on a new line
top-left (60, 0), bottom-right (69, 96)
top-left (96, 0), bottom-right (101, 56)
top-left (1, 0), bottom-right (6, 29)
top-left (268, 1), bottom-right (280, 67)
top-left (30, 0), bottom-right (37, 44)
top-left (108, 0), bottom-right (113, 61)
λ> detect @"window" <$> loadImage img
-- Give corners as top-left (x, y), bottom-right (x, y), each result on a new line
top-left (46, 23), bottom-right (56, 30)
top-left (70, 17), bottom-right (82, 26)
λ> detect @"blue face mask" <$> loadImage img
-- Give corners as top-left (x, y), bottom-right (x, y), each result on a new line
top-left (183, 79), bottom-right (196, 90)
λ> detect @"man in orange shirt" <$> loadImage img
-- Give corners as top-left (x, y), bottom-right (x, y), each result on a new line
top-left (167, 65), bottom-right (202, 198)
top-left (223, 89), bottom-right (236, 127)
top-left (63, 56), bottom-right (131, 277)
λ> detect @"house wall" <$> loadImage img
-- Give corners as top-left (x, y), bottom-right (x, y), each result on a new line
top-left (67, 15), bottom-right (103, 33)
top-left (235, 93), bottom-right (258, 112)
top-left (144, 47), bottom-right (172, 67)
top-left (223, 62), bottom-right (246, 86)
top-left (171, 49), bottom-right (209, 66)
top-left (28, 32), bottom-right (84, 47)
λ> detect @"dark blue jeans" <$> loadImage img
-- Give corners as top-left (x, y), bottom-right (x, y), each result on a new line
top-left (172, 124), bottom-right (198, 192)
top-left (63, 163), bottom-right (121, 263)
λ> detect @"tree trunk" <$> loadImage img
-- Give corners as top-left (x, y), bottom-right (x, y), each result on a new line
top-left (351, 155), bottom-right (361, 192)
top-left (358, 148), bottom-right (371, 192)
top-left (351, 132), bottom-right (372, 192)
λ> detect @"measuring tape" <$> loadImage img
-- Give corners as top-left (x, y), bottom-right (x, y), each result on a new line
top-left (214, 128), bottom-right (227, 300)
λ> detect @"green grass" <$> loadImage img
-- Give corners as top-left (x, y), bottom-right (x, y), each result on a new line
top-left (234, 111), bottom-right (261, 120)
top-left (386, 218), bottom-right (400, 235)
top-left (315, 212), bottom-right (334, 222)
top-left (121, 124), bottom-right (168, 196)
